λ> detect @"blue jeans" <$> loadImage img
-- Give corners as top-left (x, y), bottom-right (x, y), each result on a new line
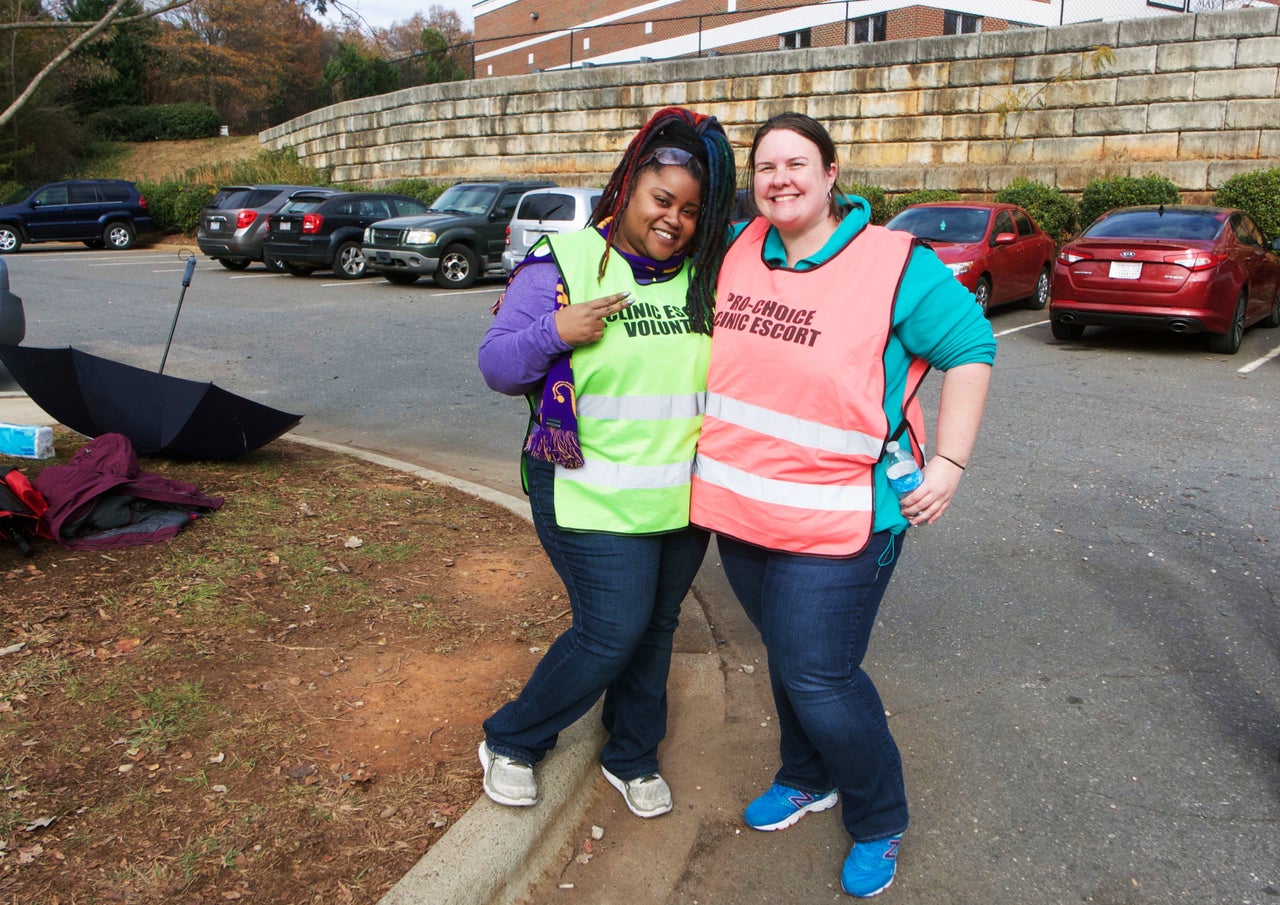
top-left (718, 531), bottom-right (908, 842)
top-left (484, 456), bottom-right (709, 780)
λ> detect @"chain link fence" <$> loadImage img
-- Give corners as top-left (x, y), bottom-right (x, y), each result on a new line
top-left (320, 0), bottom-right (1260, 106)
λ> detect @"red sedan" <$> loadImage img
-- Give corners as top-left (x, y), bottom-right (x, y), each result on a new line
top-left (1051, 205), bottom-right (1280, 354)
top-left (885, 201), bottom-right (1056, 312)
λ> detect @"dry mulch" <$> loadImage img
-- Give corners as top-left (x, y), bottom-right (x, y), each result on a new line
top-left (0, 433), bottom-right (565, 903)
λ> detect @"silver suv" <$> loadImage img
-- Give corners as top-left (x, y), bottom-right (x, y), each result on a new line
top-left (502, 187), bottom-right (602, 274)
top-left (197, 184), bottom-right (333, 272)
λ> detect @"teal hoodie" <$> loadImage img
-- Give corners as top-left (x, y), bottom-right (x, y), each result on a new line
top-left (728, 195), bottom-right (997, 534)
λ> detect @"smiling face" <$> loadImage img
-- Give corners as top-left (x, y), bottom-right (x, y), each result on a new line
top-left (751, 127), bottom-right (838, 239)
top-left (612, 164), bottom-right (702, 261)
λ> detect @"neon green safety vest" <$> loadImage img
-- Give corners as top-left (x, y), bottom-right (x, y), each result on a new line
top-left (542, 228), bottom-right (710, 534)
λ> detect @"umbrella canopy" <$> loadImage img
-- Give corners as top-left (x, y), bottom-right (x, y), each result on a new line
top-left (0, 344), bottom-right (302, 459)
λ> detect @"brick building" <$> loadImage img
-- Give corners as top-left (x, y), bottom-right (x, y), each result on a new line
top-left (469, 0), bottom-right (1269, 77)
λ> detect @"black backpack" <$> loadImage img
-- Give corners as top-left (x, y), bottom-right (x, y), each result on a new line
top-left (0, 467), bottom-right (48, 556)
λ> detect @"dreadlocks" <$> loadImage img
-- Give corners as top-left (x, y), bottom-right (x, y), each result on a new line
top-left (592, 106), bottom-right (737, 335)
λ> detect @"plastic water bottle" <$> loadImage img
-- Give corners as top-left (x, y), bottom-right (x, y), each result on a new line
top-left (0, 422), bottom-right (54, 459)
top-left (884, 440), bottom-right (922, 497)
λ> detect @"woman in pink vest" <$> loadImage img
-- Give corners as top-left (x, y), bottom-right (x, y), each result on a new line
top-left (690, 112), bottom-right (996, 897)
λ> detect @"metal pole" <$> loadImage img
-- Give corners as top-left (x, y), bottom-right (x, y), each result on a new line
top-left (160, 256), bottom-right (197, 375)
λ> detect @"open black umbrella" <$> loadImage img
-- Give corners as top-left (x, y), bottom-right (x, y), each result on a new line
top-left (0, 256), bottom-right (302, 459)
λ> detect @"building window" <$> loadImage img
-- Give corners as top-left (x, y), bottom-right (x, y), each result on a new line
top-left (645, 21), bottom-right (653, 34)
top-left (583, 36), bottom-right (590, 50)
top-left (780, 29), bottom-right (811, 50)
top-left (528, 53), bottom-right (535, 65)
top-left (943, 11), bottom-right (981, 34)
top-left (852, 13), bottom-right (886, 44)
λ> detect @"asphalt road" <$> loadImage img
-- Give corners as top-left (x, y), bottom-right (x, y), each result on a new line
top-left (5, 244), bottom-right (1279, 904)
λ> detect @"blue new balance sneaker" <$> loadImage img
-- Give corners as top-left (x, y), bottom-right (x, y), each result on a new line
top-left (840, 835), bottom-right (901, 898)
top-left (743, 783), bottom-right (838, 831)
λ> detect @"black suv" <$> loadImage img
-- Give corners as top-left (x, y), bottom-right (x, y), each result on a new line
top-left (197, 184), bottom-right (335, 272)
top-left (363, 180), bottom-right (554, 288)
top-left (263, 191), bottom-right (432, 279)
top-left (0, 179), bottom-right (153, 253)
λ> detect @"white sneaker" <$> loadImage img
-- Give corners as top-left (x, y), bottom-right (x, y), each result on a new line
top-left (479, 741), bottom-right (537, 807)
top-left (601, 765), bottom-right (673, 818)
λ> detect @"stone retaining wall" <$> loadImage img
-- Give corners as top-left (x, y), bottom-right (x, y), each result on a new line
top-left (260, 6), bottom-right (1280, 199)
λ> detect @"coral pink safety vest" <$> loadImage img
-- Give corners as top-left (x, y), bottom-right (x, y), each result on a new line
top-left (690, 217), bottom-right (927, 556)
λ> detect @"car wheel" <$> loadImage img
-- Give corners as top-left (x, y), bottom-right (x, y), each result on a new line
top-left (104, 221), bottom-right (135, 250)
top-left (435, 243), bottom-right (479, 289)
top-left (1051, 319), bottom-right (1085, 341)
top-left (1207, 290), bottom-right (1246, 355)
top-left (263, 256), bottom-right (287, 273)
top-left (284, 263), bottom-right (315, 277)
top-left (381, 271), bottom-right (420, 286)
top-left (333, 241), bottom-right (366, 279)
top-left (218, 257), bottom-right (251, 271)
top-left (0, 226), bottom-right (23, 253)
top-left (973, 275), bottom-right (992, 313)
top-left (1027, 266), bottom-right (1051, 310)
top-left (1262, 289), bottom-right (1280, 329)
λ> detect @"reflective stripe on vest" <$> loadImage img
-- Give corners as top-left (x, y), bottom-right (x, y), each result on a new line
top-left (690, 218), bottom-right (920, 556)
top-left (544, 229), bottom-right (709, 534)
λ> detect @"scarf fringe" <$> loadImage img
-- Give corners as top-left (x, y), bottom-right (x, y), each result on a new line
top-left (525, 426), bottom-right (585, 468)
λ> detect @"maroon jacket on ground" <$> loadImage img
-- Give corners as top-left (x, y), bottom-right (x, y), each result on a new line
top-left (34, 433), bottom-right (223, 551)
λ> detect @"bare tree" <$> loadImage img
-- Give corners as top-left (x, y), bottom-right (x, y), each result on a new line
top-left (0, 0), bottom-right (343, 129)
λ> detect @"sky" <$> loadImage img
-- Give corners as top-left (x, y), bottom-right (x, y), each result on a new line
top-left (328, 0), bottom-right (476, 30)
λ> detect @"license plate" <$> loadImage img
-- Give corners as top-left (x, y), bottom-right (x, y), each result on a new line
top-left (279, 222), bottom-right (292, 232)
top-left (375, 252), bottom-right (390, 264)
top-left (1108, 261), bottom-right (1142, 280)
top-left (523, 229), bottom-right (551, 244)
top-left (209, 221), bottom-right (221, 231)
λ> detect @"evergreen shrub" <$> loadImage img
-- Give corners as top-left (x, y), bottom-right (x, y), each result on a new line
top-left (886, 189), bottom-right (961, 219)
top-left (1078, 175), bottom-right (1179, 229)
top-left (1213, 167), bottom-right (1280, 238)
top-left (994, 178), bottom-right (1078, 243)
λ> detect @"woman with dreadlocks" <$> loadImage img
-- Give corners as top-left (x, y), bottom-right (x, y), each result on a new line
top-left (476, 107), bottom-right (736, 818)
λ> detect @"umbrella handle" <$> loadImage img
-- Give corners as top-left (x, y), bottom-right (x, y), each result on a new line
top-left (160, 257), bottom-right (197, 374)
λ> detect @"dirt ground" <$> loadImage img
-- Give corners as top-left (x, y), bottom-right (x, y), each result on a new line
top-left (0, 432), bottom-right (566, 903)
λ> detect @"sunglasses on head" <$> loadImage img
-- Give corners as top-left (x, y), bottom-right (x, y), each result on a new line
top-left (643, 146), bottom-right (696, 166)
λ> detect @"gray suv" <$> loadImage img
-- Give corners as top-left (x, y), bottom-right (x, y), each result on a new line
top-left (197, 184), bottom-right (334, 271)
top-left (363, 180), bottom-right (554, 288)
top-left (0, 179), bottom-right (153, 253)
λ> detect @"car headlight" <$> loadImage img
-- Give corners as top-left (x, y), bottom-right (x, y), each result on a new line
top-left (946, 261), bottom-right (972, 276)
top-left (363, 227), bottom-right (373, 243)
top-left (405, 228), bottom-right (437, 245)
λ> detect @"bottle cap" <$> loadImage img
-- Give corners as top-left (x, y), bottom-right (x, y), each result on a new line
top-left (886, 441), bottom-right (900, 453)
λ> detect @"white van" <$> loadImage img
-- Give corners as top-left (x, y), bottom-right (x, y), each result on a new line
top-left (502, 187), bottom-right (603, 274)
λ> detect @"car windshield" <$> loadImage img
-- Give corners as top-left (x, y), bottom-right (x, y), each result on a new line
top-left (278, 196), bottom-right (329, 214)
top-left (429, 185), bottom-right (499, 216)
top-left (1083, 210), bottom-right (1224, 241)
top-left (886, 207), bottom-right (989, 243)
top-left (518, 194), bottom-right (578, 222)
top-left (209, 188), bottom-right (255, 208)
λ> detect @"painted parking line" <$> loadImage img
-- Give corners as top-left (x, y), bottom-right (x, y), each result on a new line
top-left (993, 319), bottom-right (1049, 337)
top-left (1238, 344), bottom-right (1280, 374)
top-left (419, 289), bottom-right (503, 298)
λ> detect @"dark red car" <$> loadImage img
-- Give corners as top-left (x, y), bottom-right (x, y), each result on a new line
top-left (1051, 205), bottom-right (1280, 354)
top-left (885, 201), bottom-right (1056, 312)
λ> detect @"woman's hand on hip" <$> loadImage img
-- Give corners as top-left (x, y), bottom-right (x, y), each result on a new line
top-left (554, 292), bottom-right (632, 347)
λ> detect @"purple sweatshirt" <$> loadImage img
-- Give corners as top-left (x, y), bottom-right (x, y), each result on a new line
top-left (478, 238), bottom-right (688, 397)
top-left (477, 259), bottom-right (569, 397)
